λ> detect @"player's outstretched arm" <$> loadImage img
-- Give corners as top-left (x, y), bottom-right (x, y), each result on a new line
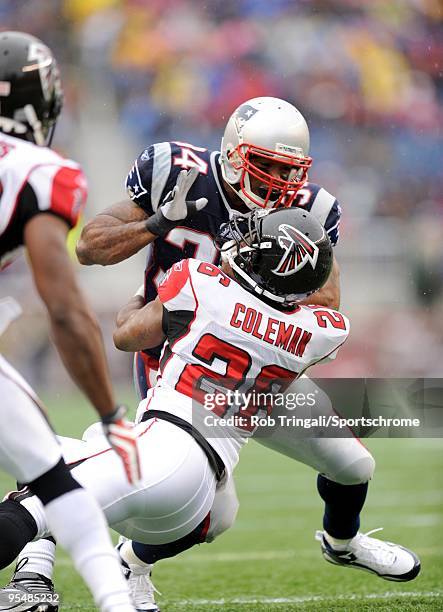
top-left (76, 168), bottom-right (207, 267)
top-left (76, 199), bottom-right (157, 266)
top-left (25, 213), bottom-right (117, 416)
top-left (299, 254), bottom-right (340, 309)
top-left (114, 295), bottom-right (165, 352)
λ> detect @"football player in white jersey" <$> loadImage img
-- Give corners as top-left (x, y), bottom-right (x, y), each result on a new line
top-left (72, 99), bottom-right (347, 571)
top-left (2, 209), bottom-right (420, 611)
top-left (0, 32), bottom-right (138, 611)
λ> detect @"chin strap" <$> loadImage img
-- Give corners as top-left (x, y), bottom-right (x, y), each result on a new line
top-left (223, 244), bottom-right (309, 307)
top-left (23, 105), bottom-right (45, 146)
top-left (224, 246), bottom-right (281, 303)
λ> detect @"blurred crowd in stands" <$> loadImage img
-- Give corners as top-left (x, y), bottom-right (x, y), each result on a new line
top-left (1, 0), bottom-right (442, 379)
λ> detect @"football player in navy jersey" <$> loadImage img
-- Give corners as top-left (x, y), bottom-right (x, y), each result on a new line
top-left (66, 97), bottom-right (418, 606)
top-left (77, 98), bottom-right (341, 392)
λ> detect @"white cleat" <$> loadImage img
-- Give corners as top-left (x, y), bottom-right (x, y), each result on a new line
top-left (117, 545), bottom-right (160, 612)
top-left (315, 528), bottom-right (421, 581)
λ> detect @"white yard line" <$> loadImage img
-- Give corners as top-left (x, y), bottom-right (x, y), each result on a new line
top-left (59, 591), bottom-right (443, 610)
top-left (171, 591), bottom-right (443, 606)
top-left (170, 550), bottom-right (298, 562)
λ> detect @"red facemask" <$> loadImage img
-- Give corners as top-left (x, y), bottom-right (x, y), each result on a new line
top-left (229, 143), bottom-right (312, 208)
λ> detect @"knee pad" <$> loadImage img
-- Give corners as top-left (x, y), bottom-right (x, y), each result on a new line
top-left (333, 453), bottom-right (376, 485)
top-left (206, 499), bottom-right (239, 542)
top-left (205, 478), bottom-right (239, 543)
top-left (0, 500), bottom-right (37, 569)
top-left (28, 458), bottom-right (81, 505)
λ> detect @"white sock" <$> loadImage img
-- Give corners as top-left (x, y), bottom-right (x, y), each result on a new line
top-left (119, 540), bottom-right (152, 574)
top-left (324, 530), bottom-right (354, 551)
top-left (44, 488), bottom-right (134, 611)
top-left (16, 539), bottom-right (56, 580)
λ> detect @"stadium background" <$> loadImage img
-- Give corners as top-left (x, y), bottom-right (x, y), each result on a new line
top-left (0, 1), bottom-right (442, 609)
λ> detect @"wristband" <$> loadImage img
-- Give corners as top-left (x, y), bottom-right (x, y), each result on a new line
top-left (101, 404), bottom-right (127, 425)
top-left (145, 210), bottom-right (177, 238)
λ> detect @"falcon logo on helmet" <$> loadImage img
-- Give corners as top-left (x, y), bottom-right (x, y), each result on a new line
top-left (273, 224), bottom-right (319, 276)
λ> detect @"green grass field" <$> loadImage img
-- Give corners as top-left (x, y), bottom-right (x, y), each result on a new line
top-left (0, 391), bottom-right (442, 611)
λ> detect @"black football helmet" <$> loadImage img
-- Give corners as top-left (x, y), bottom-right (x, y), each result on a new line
top-left (216, 207), bottom-right (333, 309)
top-left (0, 31), bottom-right (63, 146)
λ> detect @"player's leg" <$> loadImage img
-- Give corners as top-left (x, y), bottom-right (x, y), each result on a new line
top-left (256, 375), bottom-right (375, 532)
top-left (256, 376), bottom-right (420, 581)
top-left (113, 473), bottom-right (238, 609)
top-left (13, 417), bottom-right (224, 610)
top-left (63, 418), bottom-right (217, 544)
top-left (122, 351), bottom-right (240, 607)
top-left (129, 358), bottom-right (240, 604)
top-left (1, 417), bottom-right (216, 609)
top-left (312, 437), bottom-right (419, 581)
top-left (0, 356), bottom-right (134, 611)
top-left (134, 356), bottom-right (240, 534)
top-left (116, 516), bottom-right (212, 612)
top-left (115, 473), bottom-right (239, 561)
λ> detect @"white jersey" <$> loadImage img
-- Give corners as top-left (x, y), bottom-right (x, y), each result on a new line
top-left (0, 135), bottom-right (88, 483)
top-left (142, 258), bottom-right (350, 475)
top-left (0, 132), bottom-right (87, 270)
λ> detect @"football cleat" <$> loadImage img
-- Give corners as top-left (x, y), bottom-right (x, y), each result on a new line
top-left (315, 528), bottom-right (421, 581)
top-left (0, 569), bottom-right (58, 611)
top-left (117, 545), bottom-right (160, 612)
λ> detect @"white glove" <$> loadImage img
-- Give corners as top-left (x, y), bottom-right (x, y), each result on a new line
top-left (145, 167), bottom-right (208, 237)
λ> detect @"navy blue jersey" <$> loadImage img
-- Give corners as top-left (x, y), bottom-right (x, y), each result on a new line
top-left (126, 141), bottom-right (341, 359)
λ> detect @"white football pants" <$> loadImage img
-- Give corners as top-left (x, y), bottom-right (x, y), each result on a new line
top-left (0, 355), bottom-right (62, 483)
top-left (21, 418), bottom-right (217, 545)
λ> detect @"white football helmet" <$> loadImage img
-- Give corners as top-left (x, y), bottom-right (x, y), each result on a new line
top-left (220, 97), bottom-right (312, 209)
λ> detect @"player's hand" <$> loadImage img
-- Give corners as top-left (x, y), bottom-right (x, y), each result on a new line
top-left (102, 405), bottom-right (142, 485)
top-left (145, 167), bottom-right (208, 237)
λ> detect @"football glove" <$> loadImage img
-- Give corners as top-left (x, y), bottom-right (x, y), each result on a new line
top-left (102, 405), bottom-right (142, 485)
top-left (145, 167), bottom-right (208, 237)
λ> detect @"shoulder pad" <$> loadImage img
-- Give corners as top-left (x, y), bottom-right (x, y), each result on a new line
top-left (158, 258), bottom-right (196, 311)
top-left (293, 182), bottom-right (341, 246)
